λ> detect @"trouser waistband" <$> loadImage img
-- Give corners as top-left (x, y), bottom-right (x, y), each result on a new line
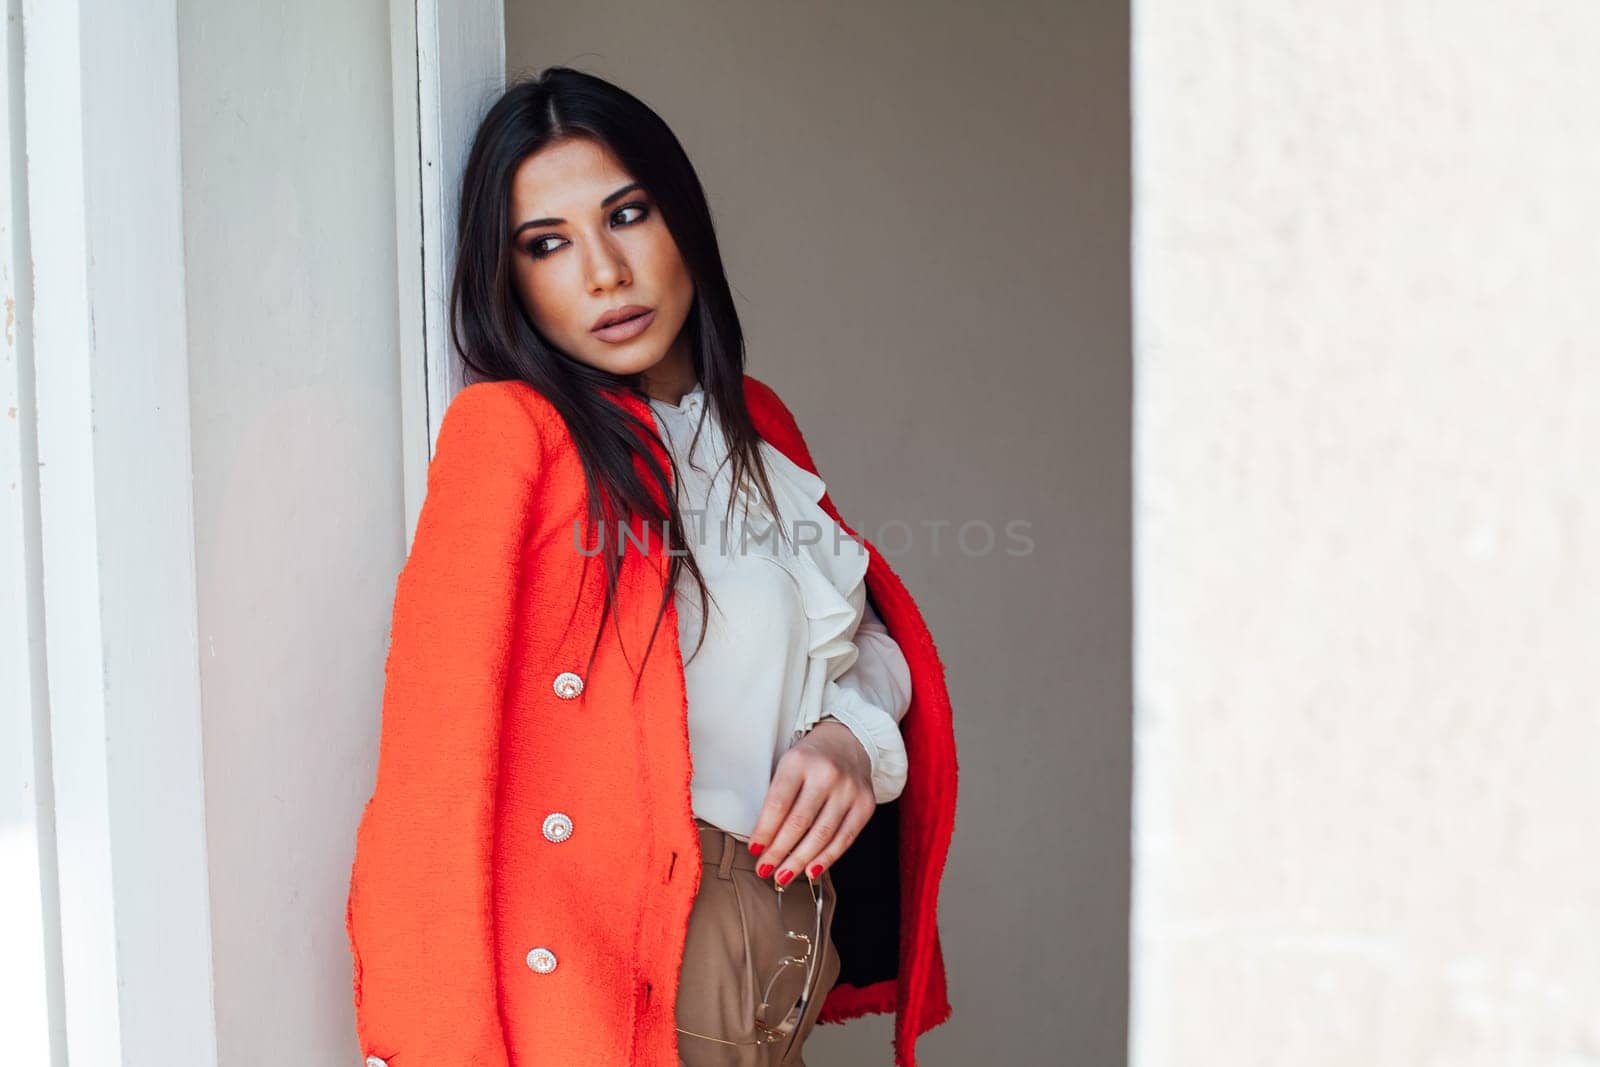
top-left (693, 816), bottom-right (761, 874)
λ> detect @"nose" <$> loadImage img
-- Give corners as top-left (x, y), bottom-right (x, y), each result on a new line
top-left (585, 235), bottom-right (630, 291)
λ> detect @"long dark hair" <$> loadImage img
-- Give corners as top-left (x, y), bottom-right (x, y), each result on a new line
top-left (449, 66), bottom-right (789, 694)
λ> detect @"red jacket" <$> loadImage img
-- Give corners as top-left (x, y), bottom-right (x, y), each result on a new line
top-left (345, 374), bottom-right (958, 1066)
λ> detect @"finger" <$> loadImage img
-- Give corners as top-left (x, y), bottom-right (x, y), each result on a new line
top-left (756, 761), bottom-right (839, 881)
top-left (802, 796), bottom-right (874, 882)
top-left (773, 790), bottom-right (859, 887)
top-left (746, 757), bottom-right (807, 861)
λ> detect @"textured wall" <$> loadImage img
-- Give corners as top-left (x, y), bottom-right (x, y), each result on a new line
top-left (1133, 4), bottom-right (1600, 1065)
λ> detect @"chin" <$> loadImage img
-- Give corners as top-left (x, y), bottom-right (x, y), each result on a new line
top-left (566, 344), bottom-right (669, 378)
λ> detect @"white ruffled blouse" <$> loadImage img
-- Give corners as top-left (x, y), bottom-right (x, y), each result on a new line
top-left (646, 382), bottom-right (912, 841)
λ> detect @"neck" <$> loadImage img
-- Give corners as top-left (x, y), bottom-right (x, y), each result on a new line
top-left (637, 338), bottom-right (699, 405)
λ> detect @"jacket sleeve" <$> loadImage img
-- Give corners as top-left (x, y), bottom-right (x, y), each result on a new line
top-left (345, 382), bottom-right (542, 1067)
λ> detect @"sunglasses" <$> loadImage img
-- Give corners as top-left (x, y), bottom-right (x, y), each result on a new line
top-left (674, 871), bottom-right (828, 1047)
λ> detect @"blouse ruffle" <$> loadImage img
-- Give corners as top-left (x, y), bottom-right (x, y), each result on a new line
top-left (652, 385), bottom-right (897, 793)
top-left (729, 438), bottom-right (873, 741)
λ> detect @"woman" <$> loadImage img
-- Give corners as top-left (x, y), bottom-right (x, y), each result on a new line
top-left (344, 67), bottom-right (958, 1067)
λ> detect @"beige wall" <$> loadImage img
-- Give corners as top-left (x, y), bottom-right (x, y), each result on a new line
top-left (177, 1), bottom-right (404, 1062)
top-left (1133, 4), bottom-right (1600, 1065)
top-left (508, 3), bottom-right (1133, 1063)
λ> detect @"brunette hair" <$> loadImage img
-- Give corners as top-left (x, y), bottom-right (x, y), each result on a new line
top-left (449, 66), bottom-right (788, 692)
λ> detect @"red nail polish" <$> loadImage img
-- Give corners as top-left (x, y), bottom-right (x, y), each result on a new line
top-left (757, 863), bottom-right (774, 878)
top-left (748, 842), bottom-right (764, 857)
top-left (776, 869), bottom-right (794, 886)
top-left (808, 864), bottom-right (823, 878)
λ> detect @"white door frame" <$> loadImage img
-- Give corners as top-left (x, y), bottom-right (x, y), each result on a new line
top-left (7, 2), bottom-right (505, 1062)
top-left (390, 0), bottom-right (506, 531)
top-left (11, 0), bottom-right (217, 1063)
top-left (5, 4), bottom-right (508, 1062)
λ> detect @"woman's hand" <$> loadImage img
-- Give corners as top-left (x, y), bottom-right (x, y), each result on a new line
top-left (746, 719), bottom-right (875, 886)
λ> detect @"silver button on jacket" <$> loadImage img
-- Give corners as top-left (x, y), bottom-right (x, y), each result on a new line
top-left (542, 811), bottom-right (574, 843)
top-left (364, 1057), bottom-right (389, 1067)
top-left (526, 946), bottom-right (558, 974)
top-left (552, 671), bottom-right (584, 699)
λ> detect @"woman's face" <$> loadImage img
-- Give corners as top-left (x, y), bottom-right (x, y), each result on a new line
top-left (507, 136), bottom-right (696, 384)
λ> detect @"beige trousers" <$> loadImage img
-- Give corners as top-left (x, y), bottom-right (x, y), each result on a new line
top-left (675, 817), bottom-right (842, 1067)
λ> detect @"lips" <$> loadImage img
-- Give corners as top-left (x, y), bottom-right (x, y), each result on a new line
top-left (590, 305), bottom-right (657, 344)
top-left (591, 304), bottom-right (653, 331)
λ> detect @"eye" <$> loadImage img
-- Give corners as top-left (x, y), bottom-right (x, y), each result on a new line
top-left (525, 235), bottom-right (564, 259)
top-left (614, 201), bottom-right (650, 226)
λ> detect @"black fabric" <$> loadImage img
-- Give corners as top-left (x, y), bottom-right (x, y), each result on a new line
top-left (824, 797), bottom-right (900, 988)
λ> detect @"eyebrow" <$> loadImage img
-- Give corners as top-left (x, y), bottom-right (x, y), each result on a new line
top-left (513, 182), bottom-right (643, 237)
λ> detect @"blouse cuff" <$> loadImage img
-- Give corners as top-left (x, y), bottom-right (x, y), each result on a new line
top-left (816, 682), bottom-right (909, 805)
